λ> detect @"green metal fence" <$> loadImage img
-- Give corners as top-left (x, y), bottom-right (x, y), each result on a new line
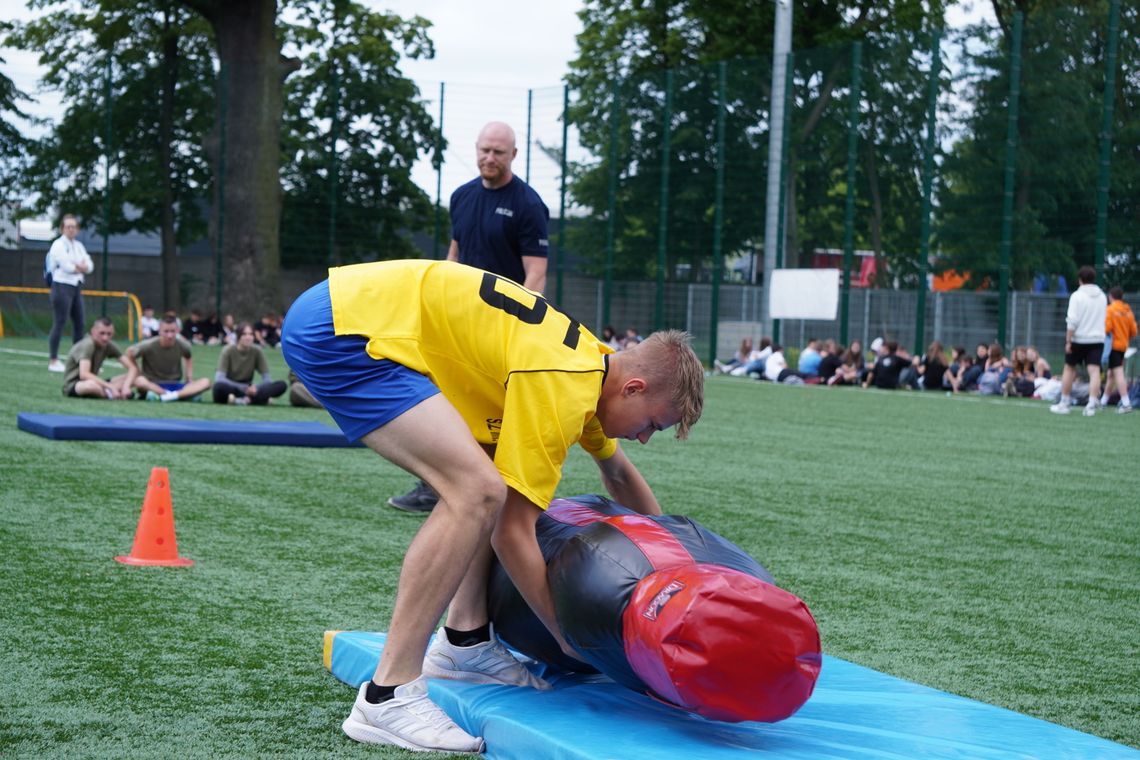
top-left (7, 1), bottom-right (1137, 363)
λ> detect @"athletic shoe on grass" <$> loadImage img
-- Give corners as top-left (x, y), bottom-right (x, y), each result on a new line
top-left (1118, 404), bottom-right (1133, 414)
top-left (388, 480), bottom-right (438, 513)
top-left (48, 360), bottom-right (65, 372)
top-left (1083, 402), bottom-right (1098, 417)
top-left (341, 677), bottom-right (484, 753)
top-left (1049, 402), bottom-right (1070, 415)
top-left (423, 626), bottom-right (551, 690)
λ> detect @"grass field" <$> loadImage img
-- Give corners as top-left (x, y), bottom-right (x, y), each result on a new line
top-left (1, 334), bottom-right (1137, 758)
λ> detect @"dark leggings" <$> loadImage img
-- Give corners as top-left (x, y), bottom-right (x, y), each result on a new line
top-left (212, 378), bottom-right (287, 405)
top-left (48, 282), bottom-right (85, 359)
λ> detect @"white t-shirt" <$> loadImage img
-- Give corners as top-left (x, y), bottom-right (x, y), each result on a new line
top-left (1066, 283), bottom-right (1107, 343)
top-left (764, 351), bottom-right (787, 382)
top-left (47, 235), bottom-right (94, 287)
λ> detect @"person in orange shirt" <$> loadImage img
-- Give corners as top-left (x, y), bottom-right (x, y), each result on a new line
top-left (1101, 286), bottom-right (1137, 413)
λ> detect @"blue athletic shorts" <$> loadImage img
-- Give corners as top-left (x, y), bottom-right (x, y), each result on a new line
top-left (281, 280), bottom-right (440, 442)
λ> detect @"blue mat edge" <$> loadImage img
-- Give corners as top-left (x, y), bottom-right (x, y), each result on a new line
top-left (326, 630), bottom-right (1139, 760)
top-left (16, 412), bottom-right (363, 448)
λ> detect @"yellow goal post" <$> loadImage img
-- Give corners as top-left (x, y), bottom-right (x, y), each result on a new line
top-left (0, 286), bottom-right (144, 342)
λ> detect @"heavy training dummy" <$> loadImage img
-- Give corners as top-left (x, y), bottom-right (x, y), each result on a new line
top-left (488, 495), bottom-right (821, 722)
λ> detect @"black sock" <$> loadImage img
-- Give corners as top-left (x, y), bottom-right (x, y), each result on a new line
top-left (364, 680), bottom-right (398, 704)
top-left (445, 623), bottom-right (491, 647)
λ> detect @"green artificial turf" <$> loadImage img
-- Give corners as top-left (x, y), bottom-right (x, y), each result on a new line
top-left (0, 336), bottom-right (1137, 757)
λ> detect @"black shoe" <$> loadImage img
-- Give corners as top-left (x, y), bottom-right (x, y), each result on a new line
top-left (387, 480), bottom-right (439, 513)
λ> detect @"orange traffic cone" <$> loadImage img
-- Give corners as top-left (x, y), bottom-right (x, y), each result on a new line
top-left (114, 467), bottom-right (194, 567)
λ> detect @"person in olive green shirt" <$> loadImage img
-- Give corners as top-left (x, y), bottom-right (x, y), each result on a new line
top-left (127, 315), bottom-right (211, 402)
top-left (212, 322), bottom-right (287, 405)
top-left (61, 317), bottom-right (139, 399)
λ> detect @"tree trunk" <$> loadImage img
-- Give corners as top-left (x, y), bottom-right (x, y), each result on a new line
top-left (185, 0), bottom-right (291, 318)
top-left (159, 7), bottom-right (181, 312)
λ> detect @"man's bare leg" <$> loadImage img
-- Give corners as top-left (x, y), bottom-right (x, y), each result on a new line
top-left (357, 394), bottom-right (506, 687)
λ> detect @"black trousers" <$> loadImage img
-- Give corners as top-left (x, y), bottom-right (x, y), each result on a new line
top-left (48, 281), bottom-right (85, 359)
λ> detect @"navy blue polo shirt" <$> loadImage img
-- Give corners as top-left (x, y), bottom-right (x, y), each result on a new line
top-left (449, 175), bottom-right (549, 286)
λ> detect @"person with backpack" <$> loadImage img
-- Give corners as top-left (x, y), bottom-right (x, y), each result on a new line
top-left (45, 214), bottom-right (94, 372)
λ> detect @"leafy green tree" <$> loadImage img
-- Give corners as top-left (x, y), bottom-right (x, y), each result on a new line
top-left (278, 0), bottom-right (438, 267)
top-left (9, 1), bottom-right (215, 311)
top-left (0, 22), bottom-right (33, 201)
top-left (565, 0), bottom-right (946, 289)
top-left (938, 1), bottom-right (1139, 290)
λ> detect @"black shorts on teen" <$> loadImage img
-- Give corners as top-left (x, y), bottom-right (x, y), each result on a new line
top-left (1108, 349), bottom-right (1125, 369)
top-left (1065, 341), bottom-right (1103, 367)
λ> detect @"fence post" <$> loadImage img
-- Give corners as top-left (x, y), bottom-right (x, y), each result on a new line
top-left (997, 12), bottom-right (1023, 347)
top-left (655, 69), bottom-right (673, 332)
top-left (101, 54), bottom-right (113, 310)
top-left (215, 61), bottom-right (228, 315)
top-left (839, 42), bottom-right (862, 346)
top-left (915, 31), bottom-right (941, 356)
top-left (603, 79), bottom-right (620, 328)
top-left (773, 51), bottom-right (794, 345)
top-left (1093, 0), bottom-right (1121, 283)
top-left (709, 62), bottom-right (728, 366)
top-left (525, 88), bottom-right (533, 184)
top-left (432, 82), bottom-right (445, 260)
top-left (327, 47), bottom-right (341, 266)
top-left (556, 83), bottom-right (569, 304)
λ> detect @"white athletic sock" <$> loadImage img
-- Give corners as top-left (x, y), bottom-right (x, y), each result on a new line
top-left (160, 390), bottom-right (180, 402)
top-left (1061, 395), bottom-right (1072, 405)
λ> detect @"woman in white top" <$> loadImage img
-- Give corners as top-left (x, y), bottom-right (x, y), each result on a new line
top-left (46, 214), bottom-right (94, 372)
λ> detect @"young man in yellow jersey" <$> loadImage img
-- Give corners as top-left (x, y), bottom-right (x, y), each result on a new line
top-left (282, 260), bottom-right (704, 753)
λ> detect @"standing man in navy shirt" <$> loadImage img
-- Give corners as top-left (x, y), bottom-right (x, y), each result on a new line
top-left (388, 121), bottom-right (550, 512)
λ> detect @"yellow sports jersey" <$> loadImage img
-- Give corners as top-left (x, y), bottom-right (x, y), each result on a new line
top-left (328, 260), bottom-right (618, 508)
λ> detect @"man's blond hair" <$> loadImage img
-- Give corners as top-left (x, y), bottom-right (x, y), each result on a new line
top-left (624, 329), bottom-right (704, 439)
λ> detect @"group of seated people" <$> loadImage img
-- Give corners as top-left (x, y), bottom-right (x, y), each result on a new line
top-left (600, 325), bottom-right (644, 351)
top-left (59, 315), bottom-right (321, 408)
top-left (714, 336), bottom-right (1060, 396)
top-left (140, 307), bottom-right (283, 349)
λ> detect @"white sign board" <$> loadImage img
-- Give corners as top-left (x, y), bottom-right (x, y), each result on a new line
top-left (768, 269), bottom-right (840, 320)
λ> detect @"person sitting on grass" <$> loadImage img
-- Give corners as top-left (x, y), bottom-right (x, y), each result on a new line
top-left (127, 315), bottom-right (211, 402)
top-left (713, 338), bottom-right (753, 374)
top-left (863, 340), bottom-right (908, 390)
top-left (797, 338), bottom-right (822, 379)
top-left (60, 317), bottom-right (139, 400)
top-left (212, 322), bottom-right (287, 405)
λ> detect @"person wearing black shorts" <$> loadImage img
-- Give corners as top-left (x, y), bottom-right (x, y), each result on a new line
top-left (1050, 266), bottom-right (1106, 416)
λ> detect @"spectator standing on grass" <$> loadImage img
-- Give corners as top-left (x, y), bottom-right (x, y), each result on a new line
top-left (281, 259), bottom-right (703, 753)
top-left (127, 315), bottom-right (211, 402)
top-left (1051, 266), bottom-right (1107, 416)
top-left (1099, 286), bottom-right (1136, 414)
top-left (390, 120), bottom-right (550, 514)
top-left (213, 322), bottom-right (287, 405)
top-left (46, 214), bottom-right (94, 373)
top-left (60, 317), bottom-right (138, 399)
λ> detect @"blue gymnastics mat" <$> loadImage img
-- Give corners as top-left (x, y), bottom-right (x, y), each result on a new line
top-left (17, 412), bottom-right (361, 448)
top-left (324, 631), bottom-right (1137, 759)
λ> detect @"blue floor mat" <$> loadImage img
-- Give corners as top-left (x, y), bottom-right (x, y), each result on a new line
top-left (17, 412), bottom-right (361, 447)
top-left (324, 631), bottom-right (1137, 759)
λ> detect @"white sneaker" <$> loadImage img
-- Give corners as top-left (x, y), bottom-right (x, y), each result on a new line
top-left (341, 677), bottom-right (484, 753)
top-left (1083, 402), bottom-right (1097, 417)
top-left (1117, 404), bottom-right (1133, 415)
top-left (48, 360), bottom-right (65, 373)
top-left (1049, 402), bottom-right (1071, 415)
top-left (423, 627), bottom-right (551, 690)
